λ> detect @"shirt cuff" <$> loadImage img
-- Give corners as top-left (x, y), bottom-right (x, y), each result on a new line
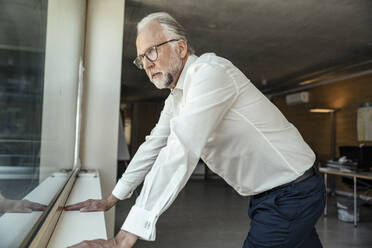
top-left (112, 180), bottom-right (134, 200)
top-left (121, 205), bottom-right (158, 241)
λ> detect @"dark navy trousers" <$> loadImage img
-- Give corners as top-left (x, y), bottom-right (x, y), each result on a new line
top-left (243, 168), bottom-right (326, 248)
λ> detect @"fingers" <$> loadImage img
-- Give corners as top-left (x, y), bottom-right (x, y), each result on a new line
top-left (68, 239), bottom-right (107, 248)
top-left (64, 199), bottom-right (105, 212)
top-left (80, 206), bottom-right (94, 212)
top-left (30, 203), bottom-right (47, 211)
top-left (68, 240), bottom-right (87, 248)
top-left (64, 200), bottom-right (91, 211)
top-left (68, 240), bottom-right (85, 248)
top-left (80, 203), bottom-right (102, 212)
top-left (79, 199), bottom-right (106, 212)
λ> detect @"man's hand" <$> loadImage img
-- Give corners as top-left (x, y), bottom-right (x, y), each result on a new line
top-left (65, 194), bottom-right (119, 212)
top-left (68, 231), bottom-right (138, 248)
top-left (68, 238), bottom-right (117, 248)
top-left (64, 199), bottom-right (111, 212)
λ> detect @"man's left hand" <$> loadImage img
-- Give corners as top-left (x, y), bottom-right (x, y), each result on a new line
top-left (68, 230), bottom-right (138, 248)
top-left (68, 239), bottom-right (116, 248)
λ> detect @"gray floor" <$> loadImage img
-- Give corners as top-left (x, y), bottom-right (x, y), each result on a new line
top-left (115, 180), bottom-right (372, 248)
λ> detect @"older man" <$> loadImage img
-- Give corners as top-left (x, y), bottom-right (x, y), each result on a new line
top-left (68, 12), bottom-right (325, 248)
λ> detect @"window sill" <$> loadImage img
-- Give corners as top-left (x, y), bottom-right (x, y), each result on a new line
top-left (47, 170), bottom-right (107, 247)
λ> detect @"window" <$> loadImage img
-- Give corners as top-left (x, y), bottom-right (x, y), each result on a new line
top-left (0, 0), bottom-right (86, 246)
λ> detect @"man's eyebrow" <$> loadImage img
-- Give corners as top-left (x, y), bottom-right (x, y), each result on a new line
top-left (138, 45), bottom-right (153, 56)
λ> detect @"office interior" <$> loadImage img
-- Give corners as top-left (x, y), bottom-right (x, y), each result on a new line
top-left (0, 0), bottom-right (372, 247)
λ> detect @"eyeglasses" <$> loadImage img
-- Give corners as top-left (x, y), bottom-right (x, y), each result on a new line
top-left (133, 39), bottom-right (180, 69)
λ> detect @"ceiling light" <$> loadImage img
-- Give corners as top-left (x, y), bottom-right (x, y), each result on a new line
top-left (309, 108), bottom-right (336, 113)
top-left (299, 79), bottom-right (317, 86)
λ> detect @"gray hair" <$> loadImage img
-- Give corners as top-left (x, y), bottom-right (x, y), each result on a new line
top-left (137, 12), bottom-right (195, 55)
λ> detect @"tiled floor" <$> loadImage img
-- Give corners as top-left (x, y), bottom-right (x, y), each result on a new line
top-left (115, 180), bottom-right (372, 247)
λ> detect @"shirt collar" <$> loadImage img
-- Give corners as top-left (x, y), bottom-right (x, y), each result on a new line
top-left (173, 54), bottom-right (198, 91)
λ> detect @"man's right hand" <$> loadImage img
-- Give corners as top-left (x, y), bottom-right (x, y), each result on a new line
top-left (64, 195), bottom-right (119, 212)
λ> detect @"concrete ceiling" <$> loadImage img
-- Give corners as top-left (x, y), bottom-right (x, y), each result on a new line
top-left (121, 0), bottom-right (372, 101)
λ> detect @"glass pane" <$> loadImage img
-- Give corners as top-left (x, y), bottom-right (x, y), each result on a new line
top-left (0, 0), bottom-right (86, 246)
top-left (0, 0), bottom-right (47, 210)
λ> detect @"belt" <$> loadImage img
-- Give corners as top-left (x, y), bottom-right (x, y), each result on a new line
top-left (253, 165), bottom-right (316, 199)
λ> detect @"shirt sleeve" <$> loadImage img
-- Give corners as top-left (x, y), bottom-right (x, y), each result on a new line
top-left (112, 96), bottom-right (173, 200)
top-left (121, 62), bottom-right (238, 241)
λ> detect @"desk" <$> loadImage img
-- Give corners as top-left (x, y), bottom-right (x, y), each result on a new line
top-left (319, 167), bottom-right (372, 227)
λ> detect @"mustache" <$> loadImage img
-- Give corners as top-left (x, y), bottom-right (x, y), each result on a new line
top-left (149, 69), bottom-right (163, 79)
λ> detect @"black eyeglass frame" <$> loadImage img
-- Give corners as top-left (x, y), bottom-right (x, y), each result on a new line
top-left (133, 39), bottom-right (180, 69)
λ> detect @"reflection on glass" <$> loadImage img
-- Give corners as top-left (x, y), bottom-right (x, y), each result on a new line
top-left (0, 0), bottom-right (47, 212)
top-left (0, 0), bottom-right (50, 246)
top-left (0, 193), bottom-right (47, 213)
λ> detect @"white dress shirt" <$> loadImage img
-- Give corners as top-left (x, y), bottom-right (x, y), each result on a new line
top-left (112, 53), bottom-right (315, 241)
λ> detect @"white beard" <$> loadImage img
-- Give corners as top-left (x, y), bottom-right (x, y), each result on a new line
top-left (150, 50), bottom-right (182, 89)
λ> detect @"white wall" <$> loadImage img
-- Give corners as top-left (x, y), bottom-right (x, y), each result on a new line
top-left (39, 0), bottom-right (86, 181)
top-left (81, 0), bottom-right (125, 239)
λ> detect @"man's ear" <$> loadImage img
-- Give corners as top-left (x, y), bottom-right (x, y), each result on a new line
top-left (177, 39), bottom-right (188, 58)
